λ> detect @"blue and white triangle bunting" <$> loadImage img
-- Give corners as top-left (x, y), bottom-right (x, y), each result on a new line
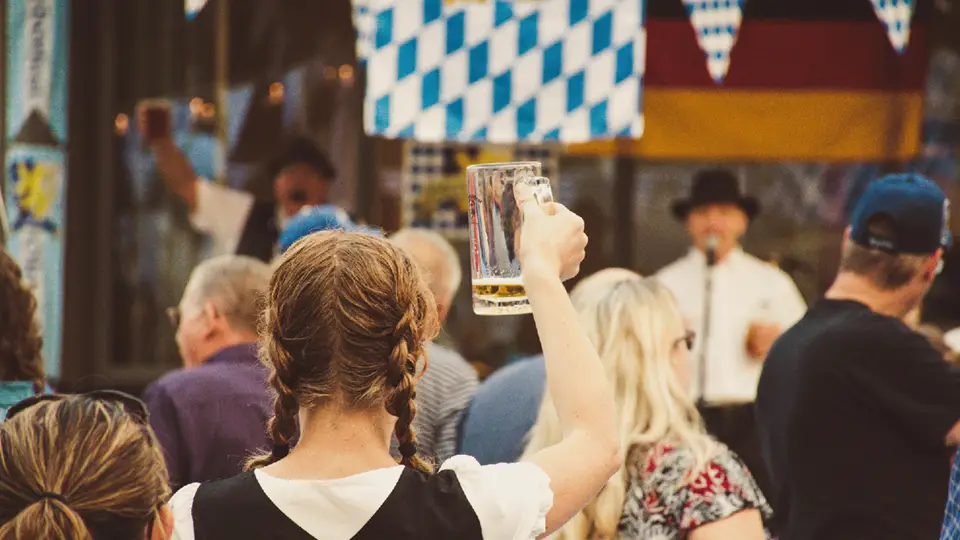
top-left (682, 0), bottom-right (746, 84)
top-left (869, 0), bottom-right (915, 54)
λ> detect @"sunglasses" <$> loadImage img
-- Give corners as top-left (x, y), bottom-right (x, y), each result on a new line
top-left (5, 389), bottom-right (149, 424)
top-left (675, 330), bottom-right (696, 351)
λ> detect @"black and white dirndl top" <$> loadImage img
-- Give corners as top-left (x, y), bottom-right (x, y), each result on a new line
top-left (169, 455), bottom-right (554, 539)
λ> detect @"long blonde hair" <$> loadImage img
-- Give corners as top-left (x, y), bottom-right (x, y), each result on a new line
top-left (0, 396), bottom-right (171, 539)
top-left (522, 270), bottom-right (718, 540)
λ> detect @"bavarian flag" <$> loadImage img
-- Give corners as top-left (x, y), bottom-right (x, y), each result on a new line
top-left (569, 0), bottom-right (930, 161)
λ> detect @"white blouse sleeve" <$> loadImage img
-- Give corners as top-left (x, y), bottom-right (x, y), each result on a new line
top-left (169, 482), bottom-right (200, 540)
top-left (189, 180), bottom-right (256, 255)
top-left (440, 455), bottom-right (554, 540)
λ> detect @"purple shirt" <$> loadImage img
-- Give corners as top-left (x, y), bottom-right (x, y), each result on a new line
top-left (143, 343), bottom-right (271, 489)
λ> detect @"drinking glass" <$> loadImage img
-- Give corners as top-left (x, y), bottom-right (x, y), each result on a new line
top-left (467, 162), bottom-right (554, 316)
top-left (138, 99), bottom-right (172, 146)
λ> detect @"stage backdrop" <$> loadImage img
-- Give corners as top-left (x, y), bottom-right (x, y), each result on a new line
top-left (4, 0), bottom-right (69, 379)
top-left (569, 0), bottom-right (930, 161)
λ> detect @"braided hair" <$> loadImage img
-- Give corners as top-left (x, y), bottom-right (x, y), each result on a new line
top-left (246, 231), bottom-right (439, 473)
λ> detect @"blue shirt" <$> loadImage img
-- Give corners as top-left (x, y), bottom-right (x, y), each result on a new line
top-left (143, 343), bottom-right (271, 489)
top-left (0, 381), bottom-right (38, 421)
top-left (942, 448), bottom-right (960, 539)
top-left (458, 355), bottom-right (546, 465)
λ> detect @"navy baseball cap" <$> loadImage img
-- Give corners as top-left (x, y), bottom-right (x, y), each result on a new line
top-left (849, 173), bottom-right (952, 255)
top-left (278, 205), bottom-right (383, 253)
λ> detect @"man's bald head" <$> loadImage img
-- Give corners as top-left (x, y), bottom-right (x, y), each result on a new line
top-left (389, 229), bottom-right (462, 322)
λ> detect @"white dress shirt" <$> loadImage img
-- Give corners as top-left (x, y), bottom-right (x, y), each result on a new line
top-left (189, 180), bottom-right (256, 256)
top-left (189, 180), bottom-right (288, 259)
top-left (657, 247), bottom-right (807, 404)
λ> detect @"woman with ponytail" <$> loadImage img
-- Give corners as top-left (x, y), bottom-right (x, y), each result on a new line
top-left (0, 392), bottom-right (172, 539)
top-left (169, 185), bottom-right (622, 539)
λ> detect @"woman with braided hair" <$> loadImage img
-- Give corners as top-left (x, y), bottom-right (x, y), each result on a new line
top-left (168, 184), bottom-right (621, 539)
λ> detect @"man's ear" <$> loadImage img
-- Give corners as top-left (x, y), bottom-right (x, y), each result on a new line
top-left (926, 250), bottom-right (945, 282)
top-left (201, 301), bottom-right (222, 337)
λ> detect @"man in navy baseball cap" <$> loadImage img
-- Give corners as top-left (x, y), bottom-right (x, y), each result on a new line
top-left (849, 173), bottom-right (952, 258)
top-left (757, 173), bottom-right (960, 540)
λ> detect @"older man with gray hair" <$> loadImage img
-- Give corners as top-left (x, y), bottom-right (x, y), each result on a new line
top-left (389, 228), bottom-right (479, 463)
top-left (144, 255), bottom-right (273, 489)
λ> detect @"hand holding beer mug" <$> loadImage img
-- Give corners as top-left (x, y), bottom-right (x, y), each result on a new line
top-left (468, 162), bottom-right (585, 315)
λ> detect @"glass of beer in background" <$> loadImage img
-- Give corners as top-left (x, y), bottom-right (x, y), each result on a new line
top-left (138, 98), bottom-right (172, 148)
top-left (467, 162), bottom-right (554, 316)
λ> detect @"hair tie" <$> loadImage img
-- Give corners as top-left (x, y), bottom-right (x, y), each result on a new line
top-left (38, 492), bottom-right (67, 504)
top-left (398, 441), bottom-right (417, 458)
top-left (272, 444), bottom-right (290, 459)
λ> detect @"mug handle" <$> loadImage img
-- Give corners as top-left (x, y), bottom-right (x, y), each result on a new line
top-left (525, 176), bottom-right (554, 205)
top-left (515, 176), bottom-right (554, 228)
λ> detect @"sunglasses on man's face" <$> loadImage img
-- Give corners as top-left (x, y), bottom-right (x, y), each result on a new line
top-left (5, 389), bottom-right (150, 424)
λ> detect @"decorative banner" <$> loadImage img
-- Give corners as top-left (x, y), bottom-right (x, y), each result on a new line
top-left (869, 0), bottom-right (914, 53)
top-left (568, 0), bottom-right (931, 161)
top-left (353, 0), bottom-right (645, 143)
top-left (185, 0), bottom-right (209, 20)
top-left (402, 142), bottom-right (558, 239)
top-left (5, 0), bottom-right (68, 379)
top-left (4, 147), bottom-right (66, 376)
top-left (682, 0), bottom-right (745, 83)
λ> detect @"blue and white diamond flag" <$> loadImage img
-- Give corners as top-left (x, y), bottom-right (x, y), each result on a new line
top-left (683, 0), bottom-right (745, 84)
top-left (185, 0), bottom-right (208, 20)
top-left (353, 0), bottom-right (645, 144)
top-left (869, 0), bottom-right (914, 54)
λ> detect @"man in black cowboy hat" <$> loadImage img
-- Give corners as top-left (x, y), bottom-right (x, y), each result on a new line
top-left (656, 168), bottom-right (806, 507)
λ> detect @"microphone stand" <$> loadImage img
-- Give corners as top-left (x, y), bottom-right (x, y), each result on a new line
top-left (697, 246), bottom-right (716, 409)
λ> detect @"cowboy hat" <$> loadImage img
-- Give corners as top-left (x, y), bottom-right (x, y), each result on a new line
top-left (671, 169), bottom-right (760, 221)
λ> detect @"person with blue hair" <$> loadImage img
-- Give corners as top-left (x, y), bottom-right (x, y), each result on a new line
top-left (278, 205), bottom-right (383, 254)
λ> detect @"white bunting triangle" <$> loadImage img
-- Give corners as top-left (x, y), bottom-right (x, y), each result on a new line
top-left (682, 0), bottom-right (746, 84)
top-left (869, 0), bottom-right (915, 54)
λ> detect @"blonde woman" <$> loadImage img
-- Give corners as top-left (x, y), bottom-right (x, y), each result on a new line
top-left (0, 391), bottom-right (173, 539)
top-left (523, 270), bottom-right (772, 539)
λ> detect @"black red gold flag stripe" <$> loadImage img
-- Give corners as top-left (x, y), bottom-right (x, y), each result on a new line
top-left (568, 0), bottom-right (931, 161)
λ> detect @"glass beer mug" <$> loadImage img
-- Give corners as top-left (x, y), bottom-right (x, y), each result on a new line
top-left (467, 162), bottom-right (554, 316)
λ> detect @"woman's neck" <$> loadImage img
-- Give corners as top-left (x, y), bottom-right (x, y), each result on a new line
top-left (263, 404), bottom-right (398, 481)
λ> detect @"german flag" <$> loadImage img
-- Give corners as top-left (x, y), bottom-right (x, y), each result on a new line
top-left (568, 0), bottom-right (930, 161)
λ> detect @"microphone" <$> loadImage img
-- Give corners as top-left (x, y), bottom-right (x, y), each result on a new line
top-left (697, 233), bottom-right (718, 409)
top-left (705, 234), bottom-right (719, 267)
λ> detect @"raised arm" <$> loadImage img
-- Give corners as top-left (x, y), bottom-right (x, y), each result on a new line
top-left (514, 183), bottom-right (622, 537)
top-left (137, 105), bottom-right (198, 210)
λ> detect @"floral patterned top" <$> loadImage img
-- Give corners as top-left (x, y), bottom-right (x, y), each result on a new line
top-left (618, 441), bottom-right (774, 539)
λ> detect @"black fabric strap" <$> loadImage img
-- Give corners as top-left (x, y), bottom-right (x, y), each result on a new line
top-left (192, 472), bottom-right (313, 540)
top-left (352, 468), bottom-right (483, 540)
top-left (191, 467), bottom-right (484, 540)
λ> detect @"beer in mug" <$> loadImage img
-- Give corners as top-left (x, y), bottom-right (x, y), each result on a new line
top-left (467, 162), bottom-right (553, 315)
